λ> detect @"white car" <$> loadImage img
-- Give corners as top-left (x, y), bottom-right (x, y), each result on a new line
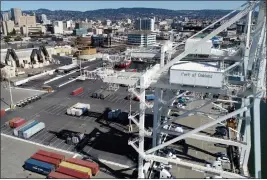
top-left (174, 126), bottom-right (183, 133)
top-left (217, 156), bottom-right (230, 163)
top-left (205, 164), bottom-right (211, 168)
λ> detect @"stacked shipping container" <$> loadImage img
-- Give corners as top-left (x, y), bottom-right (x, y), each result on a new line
top-left (56, 166), bottom-right (90, 178)
top-left (65, 158), bottom-right (99, 176)
top-left (24, 150), bottom-right (99, 179)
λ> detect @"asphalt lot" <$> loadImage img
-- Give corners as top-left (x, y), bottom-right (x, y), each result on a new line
top-left (1, 135), bottom-right (134, 179)
top-left (0, 84), bottom-right (46, 110)
top-left (0, 58), bottom-right (230, 178)
top-left (1, 79), bottom-right (144, 169)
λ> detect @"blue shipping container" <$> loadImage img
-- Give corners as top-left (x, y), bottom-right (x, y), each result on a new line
top-left (24, 158), bottom-right (55, 175)
top-left (18, 120), bottom-right (38, 137)
top-left (145, 94), bottom-right (155, 101)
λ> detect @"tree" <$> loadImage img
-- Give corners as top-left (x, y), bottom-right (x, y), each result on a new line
top-left (4, 36), bottom-right (11, 42)
top-left (12, 29), bottom-right (16, 35)
top-left (14, 36), bottom-right (22, 41)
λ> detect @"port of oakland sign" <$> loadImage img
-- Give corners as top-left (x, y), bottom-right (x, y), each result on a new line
top-left (181, 72), bottom-right (213, 78)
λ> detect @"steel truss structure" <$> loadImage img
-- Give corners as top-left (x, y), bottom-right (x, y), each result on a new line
top-left (100, 0), bottom-right (266, 178)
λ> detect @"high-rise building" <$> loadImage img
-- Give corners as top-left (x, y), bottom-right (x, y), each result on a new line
top-left (1, 12), bottom-right (10, 21)
top-left (1, 20), bottom-right (15, 35)
top-left (53, 21), bottom-right (64, 34)
top-left (18, 15), bottom-right (36, 27)
top-left (135, 18), bottom-right (155, 31)
top-left (11, 8), bottom-right (22, 24)
top-left (75, 22), bottom-right (92, 29)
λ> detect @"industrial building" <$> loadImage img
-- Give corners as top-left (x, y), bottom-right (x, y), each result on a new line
top-left (127, 31), bottom-right (157, 47)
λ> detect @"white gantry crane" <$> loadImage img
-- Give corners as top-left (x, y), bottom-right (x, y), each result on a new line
top-left (101, 0), bottom-right (266, 178)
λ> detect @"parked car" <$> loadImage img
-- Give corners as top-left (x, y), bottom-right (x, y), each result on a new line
top-left (214, 152), bottom-right (228, 158)
top-left (217, 156), bottom-right (230, 163)
top-left (216, 128), bottom-right (227, 136)
top-left (170, 112), bottom-right (179, 117)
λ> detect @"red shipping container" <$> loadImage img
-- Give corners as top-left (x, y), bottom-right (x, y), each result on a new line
top-left (36, 150), bottom-right (65, 161)
top-left (0, 109), bottom-right (5, 118)
top-left (9, 117), bottom-right (22, 128)
top-left (65, 158), bottom-right (99, 176)
top-left (31, 153), bottom-right (61, 167)
top-left (56, 166), bottom-right (90, 179)
top-left (13, 119), bottom-right (26, 128)
top-left (71, 87), bottom-right (84, 96)
top-left (48, 171), bottom-right (75, 179)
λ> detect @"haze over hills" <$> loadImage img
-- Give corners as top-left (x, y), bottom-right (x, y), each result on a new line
top-left (1, 8), bottom-right (240, 20)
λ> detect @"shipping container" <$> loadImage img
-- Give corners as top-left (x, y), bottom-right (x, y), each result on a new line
top-left (23, 122), bottom-right (45, 139)
top-left (71, 87), bottom-right (84, 96)
top-left (65, 158), bottom-right (99, 176)
top-left (1, 109), bottom-right (6, 118)
top-left (56, 166), bottom-right (90, 179)
top-left (14, 120), bottom-right (36, 136)
top-left (9, 117), bottom-right (22, 128)
top-left (99, 91), bottom-right (110, 99)
top-left (47, 171), bottom-right (75, 179)
top-left (13, 119), bottom-right (27, 128)
top-left (31, 153), bottom-right (61, 167)
top-left (18, 120), bottom-right (39, 137)
top-left (59, 161), bottom-right (92, 177)
top-left (145, 94), bottom-right (155, 101)
top-left (24, 158), bottom-right (55, 175)
top-left (36, 150), bottom-right (65, 161)
top-left (170, 62), bottom-right (223, 88)
top-left (75, 107), bottom-right (88, 117)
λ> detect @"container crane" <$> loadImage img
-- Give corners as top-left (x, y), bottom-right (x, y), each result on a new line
top-left (99, 0), bottom-right (265, 178)
top-left (30, 49), bottom-right (44, 64)
top-left (5, 49), bottom-right (20, 67)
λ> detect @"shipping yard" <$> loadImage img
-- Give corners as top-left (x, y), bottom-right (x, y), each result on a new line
top-left (1, 0), bottom-right (267, 179)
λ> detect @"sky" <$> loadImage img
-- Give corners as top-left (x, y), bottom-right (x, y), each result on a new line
top-left (1, 1), bottom-right (246, 11)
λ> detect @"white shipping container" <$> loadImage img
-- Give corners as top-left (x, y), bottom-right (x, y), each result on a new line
top-left (170, 62), bottom-right (223, 88)
top-left (23, 122), bottom-right (45, 139)
top-left (71, 108), bottom-right (78, 116)
top-left (14, 120), bottom-right (35, 136)
top-left (67, 108), bottom-right (72, 115)
top-left (185, 38), bottom-right (213, 55)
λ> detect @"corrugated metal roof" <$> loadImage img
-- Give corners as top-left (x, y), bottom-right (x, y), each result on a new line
top-left (171, 61), bottom-right (222, 72)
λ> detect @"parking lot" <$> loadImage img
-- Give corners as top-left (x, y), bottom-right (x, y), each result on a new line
top-left (1, 78), bottom-right (153, 169)
top-left (1, 134), bottom-right (135, 179)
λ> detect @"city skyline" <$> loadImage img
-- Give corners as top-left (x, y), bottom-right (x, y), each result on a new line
top-left (1, 1), bottom-right (245, 11)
